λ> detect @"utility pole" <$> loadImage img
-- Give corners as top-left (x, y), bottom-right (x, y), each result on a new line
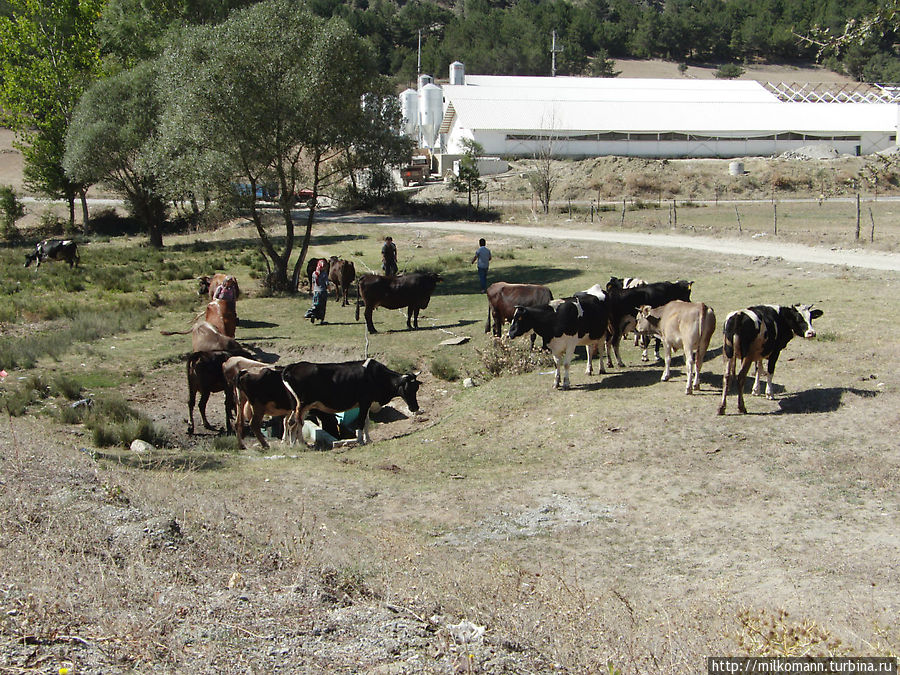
top-left (417, 29), bottom-right (422, 75)
top-left (550, 30), bottom-right (563, 77)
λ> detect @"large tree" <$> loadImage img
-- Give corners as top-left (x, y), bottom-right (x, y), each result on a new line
top-left (0, 0), bottom-right (103, 230)
top-left (63, 61), bottom-right (168, 247)
top-left (156, 0), bottom-right (392, 290)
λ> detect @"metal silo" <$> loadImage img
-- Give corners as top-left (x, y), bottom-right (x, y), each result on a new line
top-left (449, 61), bottom-right (465, 86)
top-left (400, 88), bottom-right (418, 138)
top-left (418, 74), bottom-right (433, 90)
top-left (419, 83), bottom-right (443, 149)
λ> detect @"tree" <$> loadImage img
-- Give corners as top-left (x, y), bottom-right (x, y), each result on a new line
top-left (0, 184), bottom-right (26, 240)
top-left (155, 0), bottom-right (390, 290)
top-left (527, 114), bottom-right (559, 215)
top-left (0, 0), bottom-right (103, 231)
top-left (64, 61), bottom-right (168, 247)
top-left (449, 139), bottom-right (486, 219)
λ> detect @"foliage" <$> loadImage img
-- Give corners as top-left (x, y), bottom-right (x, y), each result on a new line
top-left (715, 63), bottom-right (745, 79)
top-left (64, 60), bottom-right (168, 247)
top-left (0, 184), bottom-right (25, 240)
top-left (448, 139), bottom-right (485, 217)
top-left (155, 0), bottom-right (392, 291)
top-left (429, 354), bottom-right (459, 382)
top-left (0, 0), bottom-right (103, 229)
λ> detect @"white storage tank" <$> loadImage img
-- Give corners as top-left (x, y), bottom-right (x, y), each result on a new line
top-left (400, 88), bottom-right (418, 138)
top-left (419, 83), bottom-right (443, 149)
top-left (418, 74), bottom-right (433, 90)
top-left (449, 61), bottom-right (465, 86)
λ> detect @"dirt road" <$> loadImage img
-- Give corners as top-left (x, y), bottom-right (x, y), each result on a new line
top-left (321, 213), bottom-right (900, 272)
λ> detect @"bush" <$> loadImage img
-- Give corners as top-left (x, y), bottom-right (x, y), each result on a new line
top-left (477, 337), bottom-right (554, 378)
top-left (715, 63), bottom-right (744, 79)
top-left (0, 185), bottom-right (25, 241)
top-left (430, 354), bottom-right (459, 381)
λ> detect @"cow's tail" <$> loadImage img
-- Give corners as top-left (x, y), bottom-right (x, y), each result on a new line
top-left (280, 373), bottom-right (303, 436)
top-left (485, 301), bottom-right (492, 334)
top-left (355, 285), bottom-right (362, 322)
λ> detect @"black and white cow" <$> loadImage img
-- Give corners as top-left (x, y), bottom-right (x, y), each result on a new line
top-left (605, 280), bottom-right (693, 366)
top-left (24, 239), bottom-right (79, 268)
top-left (717, 304), bottom-right (824, 415)
top-left (281, 359), bottom-right (420, 445)
top-left (233, 365), bottom-right (298, 450)
top-left (508, 291), bottom-right (610, 390)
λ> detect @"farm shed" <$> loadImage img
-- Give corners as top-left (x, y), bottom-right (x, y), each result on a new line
top-left (402, 63), bottom-right (900, 164)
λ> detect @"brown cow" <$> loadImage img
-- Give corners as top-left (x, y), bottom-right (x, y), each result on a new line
top-left (187, 350), bottom-right (237, 434)
top-left (234, 366), bottom-right (299, 450)
top-left (162, 321), bottom-right (247, 353)
top-left (356, 272), bottom-right (441, 334)
top-left (198, 273), bottom-right (241, 302)
top-left (485, 282), bottom-right (553, 348)
top-left (305, 257), bottom-right (329, 295)
top-left (635, 300), bottom-right (716, 394)
top-left (205, 299), bottom-right (237, 337)
top-left (328, 257), bottom-right (356, 306)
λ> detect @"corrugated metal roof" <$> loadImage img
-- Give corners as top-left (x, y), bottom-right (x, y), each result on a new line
top-left (440, 77), bottom-right (898, 134)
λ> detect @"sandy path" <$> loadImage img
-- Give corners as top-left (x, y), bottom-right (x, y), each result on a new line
top-left (321, 213), bottom-right (900, 272)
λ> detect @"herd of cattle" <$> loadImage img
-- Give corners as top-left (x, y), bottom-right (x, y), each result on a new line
top-left (24, 238), bottom-right (824, 446)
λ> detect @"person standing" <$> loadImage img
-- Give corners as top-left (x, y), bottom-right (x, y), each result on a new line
top-left (304, 259), bottom-right (329, 324)
top-left (382, 236), bottom-right (398, 276)
top-left (471, 238), bottom-right (492, 293)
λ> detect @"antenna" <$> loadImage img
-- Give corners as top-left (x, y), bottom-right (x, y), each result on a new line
top-left (550, 30), bottom-right (564, 77)
top-left (417, 29), bottom-right (422, 76)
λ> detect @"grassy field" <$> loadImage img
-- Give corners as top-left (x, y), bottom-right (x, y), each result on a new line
top-left (1, 215), bottom-right (898, 673)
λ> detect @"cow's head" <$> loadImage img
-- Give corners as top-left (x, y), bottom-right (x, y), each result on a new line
top-left (605, 276), bottom-right (624, 294)
top-left (787, 304), bottom-right (824, 339)
top-left (634, 305), bottom-right (658, 335)
top-left (508, 305), bottom-right (533, 340)
top-left (197, 276), bottom-right (211, 296)
top-left (398, 373), bottom-right (420, 413)
top-left (24, 251), bottom-right (38, 267)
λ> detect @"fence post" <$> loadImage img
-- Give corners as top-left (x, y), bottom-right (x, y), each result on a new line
top-left (869, 207), bottom-right (876, 242)
top-left (734, 204), bottom-right (742, 233)
top-left (855, 193), bottom-right (861, 240)
top-left (773, 202), bottom-right (777, 235)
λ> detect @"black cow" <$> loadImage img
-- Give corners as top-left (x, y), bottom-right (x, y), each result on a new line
top-left (281, 358), bottom-right (420, 445)
top-left (24, 239), bottom-right (79, 268)
top-left (718, 304), bottom-right (823, 415)
top-left (509, 292), bottom-right (610, 390)
top-left (305, 257), bottom-right (329, 295)
top-left (187, 350), bottom-right (237, 435)
top-left (604, 280), bottom-right (693, 367)
top-left (356, 272), bottom-right (442, 334)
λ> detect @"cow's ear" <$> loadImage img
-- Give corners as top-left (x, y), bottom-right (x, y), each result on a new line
top-left (810, 308), bottom-right (823, 319)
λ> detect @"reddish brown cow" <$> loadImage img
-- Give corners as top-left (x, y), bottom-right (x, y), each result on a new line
top-left (635, 300), bottom-right (716, 394)
top-left (205, 299), bottom-right (236, 337)
top-left (485, 282), bottom-right (553, 348)
top-left (328, 257), bottom-right (356, 306)
top-left (162, 320), bottom-right (247, 353)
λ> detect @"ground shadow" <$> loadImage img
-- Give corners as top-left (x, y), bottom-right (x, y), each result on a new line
top-left (371, 405), bottom-right (409, 423)
top-left (367, 318), bottom-right (480, 334)
top-left (307, 233), bottom-right (368, 247)
top-left (571, 368), bottom-right (662, 391)
top-left (92, 449), bottom-right (229, 472)
top-left (435, 265), bottom-right (582, 296)
top-left (776, 387), bottom-right (879, 414)
top-left (238, 318), bottom-right (278, 329)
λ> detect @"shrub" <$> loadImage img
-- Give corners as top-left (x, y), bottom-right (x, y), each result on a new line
top-left (430, 354), bottom-right (459, 381)
top-left (0, 185), bottom-right (25, 241)
top-left (477, 338), bottom-right (554, 377)
top-left (51, 374), bottom-right (83, 400)
top-left (715, 63), bottom-right (744, 79)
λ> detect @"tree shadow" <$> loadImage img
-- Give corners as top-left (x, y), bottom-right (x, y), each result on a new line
top-left (370, 319), bottom-right (480, 335)
top-left (776, 387), bottom-right (879, 414)
top-left (436, 265), bottom-right (582, 296)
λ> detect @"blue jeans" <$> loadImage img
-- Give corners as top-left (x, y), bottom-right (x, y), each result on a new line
top-left (477, 267), bottom-right (488, 292)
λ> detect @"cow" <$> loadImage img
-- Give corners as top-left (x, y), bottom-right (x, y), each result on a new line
top-left (634, 300), bottom-right (717, 394)
top-left (24, 239), bottom-right (79, 268)
top-left (233, 365), bottom-right (299, 450)
top-left (205, 299), bottom-right (237, 338)
top-left (485, 282), bottom-right (553, 348)
top-left (161, 321), bottom-right (249, 354)
top-left (356, 272), bottom-right (442, 334)
top-left (198, 273), bottom-right (241, 302)
top-left (606, 276), bottom-right (647, 346)
top-left (306, 257), bottom-right (329, 295)
top-left (717, 304), bottom-right (824, 415)
top-left (328, 257), bottom-right (356, 306)
top-left (508, 292), bottom-right (610, 390)
top-left (222, 354), bottom-right (271, 431)
top-left (281, 358), bottom-right (420, 445)
top-left (604, 280), bottom-right (693, 367)
top-left (187, 350), bottom-right (237, 434)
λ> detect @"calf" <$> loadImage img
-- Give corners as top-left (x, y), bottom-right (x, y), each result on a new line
top-left (605, 280), bottom-right (693, 367)
top-left (485, 282), bottom-right (553, 348)
top-left (24, 239), bottom-right (79, 268)
top-left (356, 272), bottom-right (442, 334)
top-left (328, 257), bottom-right (356, 306)
top-left (234, 366), bottom-right (298, 449)
top-left (717, 304), bottom-right (823, 415)
top-left (508, 292), bottom-right (610, 390)
top-left (187, 350), bottom-right (235, 434)
top-left (635, 300), bottom-right (717, 394)
top-left (281, 359), bottom-right (420, 445)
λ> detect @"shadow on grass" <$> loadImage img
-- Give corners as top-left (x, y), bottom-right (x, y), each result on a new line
top-left (93, 449), bottom-right (229, 472)
top-left (424, 265), bottom-right (582, 296)
top-left (367, 318), bottom-right (480, 334)
top-left (239, 318), bottom-right (278, 329)
top-left (776, 387), bottom-right (879, 414)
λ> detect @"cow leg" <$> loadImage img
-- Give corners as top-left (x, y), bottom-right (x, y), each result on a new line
top-left (683, 349), bottom-right (695, 395)
top-left (640, 334), bottom-right (650, 362)
top-left (552, 355), bottom-right (562, 389)
top-left (751, 361), bottom-right (764, 396)
top-left (364, 306), bottom-right (378, 334)
top-left (224, 388), bottom-right (235, 434)
top-left (661, 344), bottom-right (673, 382)
top-left (188, 386), bottom-right (197, 435)
top-left (198, 391), bottom-right (216, 430)
top-left (735, 357), bottom-right (754, 414)
top-left (717, 353), bottom-right (733, 415)
top-left (236, 395), bottom-right (248, 449)
top-left (764, 352), bottom-right (780, 399)
top-left (529, 332), bottom-right (537, 350)
top-left (250, 411), bottom-right (269, 449)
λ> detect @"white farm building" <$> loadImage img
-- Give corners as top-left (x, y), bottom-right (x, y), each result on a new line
top-left (401, 63), bottom-right (900, 171)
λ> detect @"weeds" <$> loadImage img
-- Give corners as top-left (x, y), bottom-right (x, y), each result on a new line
top-left (736, 607), bottom-right (846, 657)
top-left (476, 337), bottom-right (554, 377)
top-left (430, 354), bottom-right (459, 381)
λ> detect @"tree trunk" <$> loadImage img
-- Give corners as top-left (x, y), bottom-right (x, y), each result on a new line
top-left (79, 188), bottom-right (90, 233)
